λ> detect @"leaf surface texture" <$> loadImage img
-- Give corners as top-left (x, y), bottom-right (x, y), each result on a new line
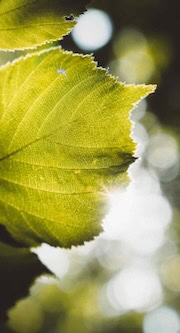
top-left (0, 48), bottom-right (155, 247)
top-left (0, 0), bottom-right (90, 50)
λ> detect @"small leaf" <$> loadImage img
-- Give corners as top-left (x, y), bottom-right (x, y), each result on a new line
top-left (0, 0), bottom-right (90, 51)
top-left (0, 47), bottom-right (156, 247)
top-left (0, 241), bottom-right (49, 321)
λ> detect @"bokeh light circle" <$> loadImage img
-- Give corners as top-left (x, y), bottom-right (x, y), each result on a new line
top-left (72, 9), bottom-right (113, 51)
top-left (107, 265), bottom-right (162, 312)
top-left (143, 306), bottom-right (180, 333)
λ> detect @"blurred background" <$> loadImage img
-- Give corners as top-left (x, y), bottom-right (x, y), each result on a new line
top-left (2, 0), bottom-right (180, 332)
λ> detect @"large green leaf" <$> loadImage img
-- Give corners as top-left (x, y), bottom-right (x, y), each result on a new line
top-left (0, 47), bottom-right (155, 247)
top-left (0, 0), bottom-right (90, 51)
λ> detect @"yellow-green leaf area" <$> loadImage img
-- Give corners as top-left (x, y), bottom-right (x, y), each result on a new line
top-left (0, 47), bottom-right (155, 247)
top-left (0, 0), bottom-right (90, 51)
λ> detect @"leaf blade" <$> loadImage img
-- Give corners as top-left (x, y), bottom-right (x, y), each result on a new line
top-left (0, 0), bottom-right (90, 51)
top-left (0, 48), bottom-right (156, 247)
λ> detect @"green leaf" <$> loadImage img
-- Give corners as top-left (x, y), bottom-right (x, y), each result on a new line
top-left (0, 0), bottom-right (90, 51)
top-left (0, 241), bottom-right (49, 322)
top-left (0, 47), bottom-right (155, 247)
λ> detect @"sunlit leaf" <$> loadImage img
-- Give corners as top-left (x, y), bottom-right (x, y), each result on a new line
top-left (0, 0), bottom-right (90, 51)
top-left (0, 47), bottom-right (155, 247)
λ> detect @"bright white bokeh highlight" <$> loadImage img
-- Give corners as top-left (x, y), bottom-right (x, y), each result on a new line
top-left (147, 133), bottom-right (179, 168)
top-left (106, 265), bottom-right (162, 312)
top-left (132, 99), bottom-right (147, 121)
top-left (103, 165), bottom-right (172, 255)
top-left (72, 9), bottom-right (113, 51)
top-left (143, 306), bottom-right (180, 333)
top-left (132, 122), bottom-right (149, 156)
top-left (147, 133), bottom-right (179, 181)
top-left (32, 244), bottom-right (69, 279)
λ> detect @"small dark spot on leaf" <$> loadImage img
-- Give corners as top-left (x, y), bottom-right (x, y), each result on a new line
top-left (65, 15), bottom-right (74, 21)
